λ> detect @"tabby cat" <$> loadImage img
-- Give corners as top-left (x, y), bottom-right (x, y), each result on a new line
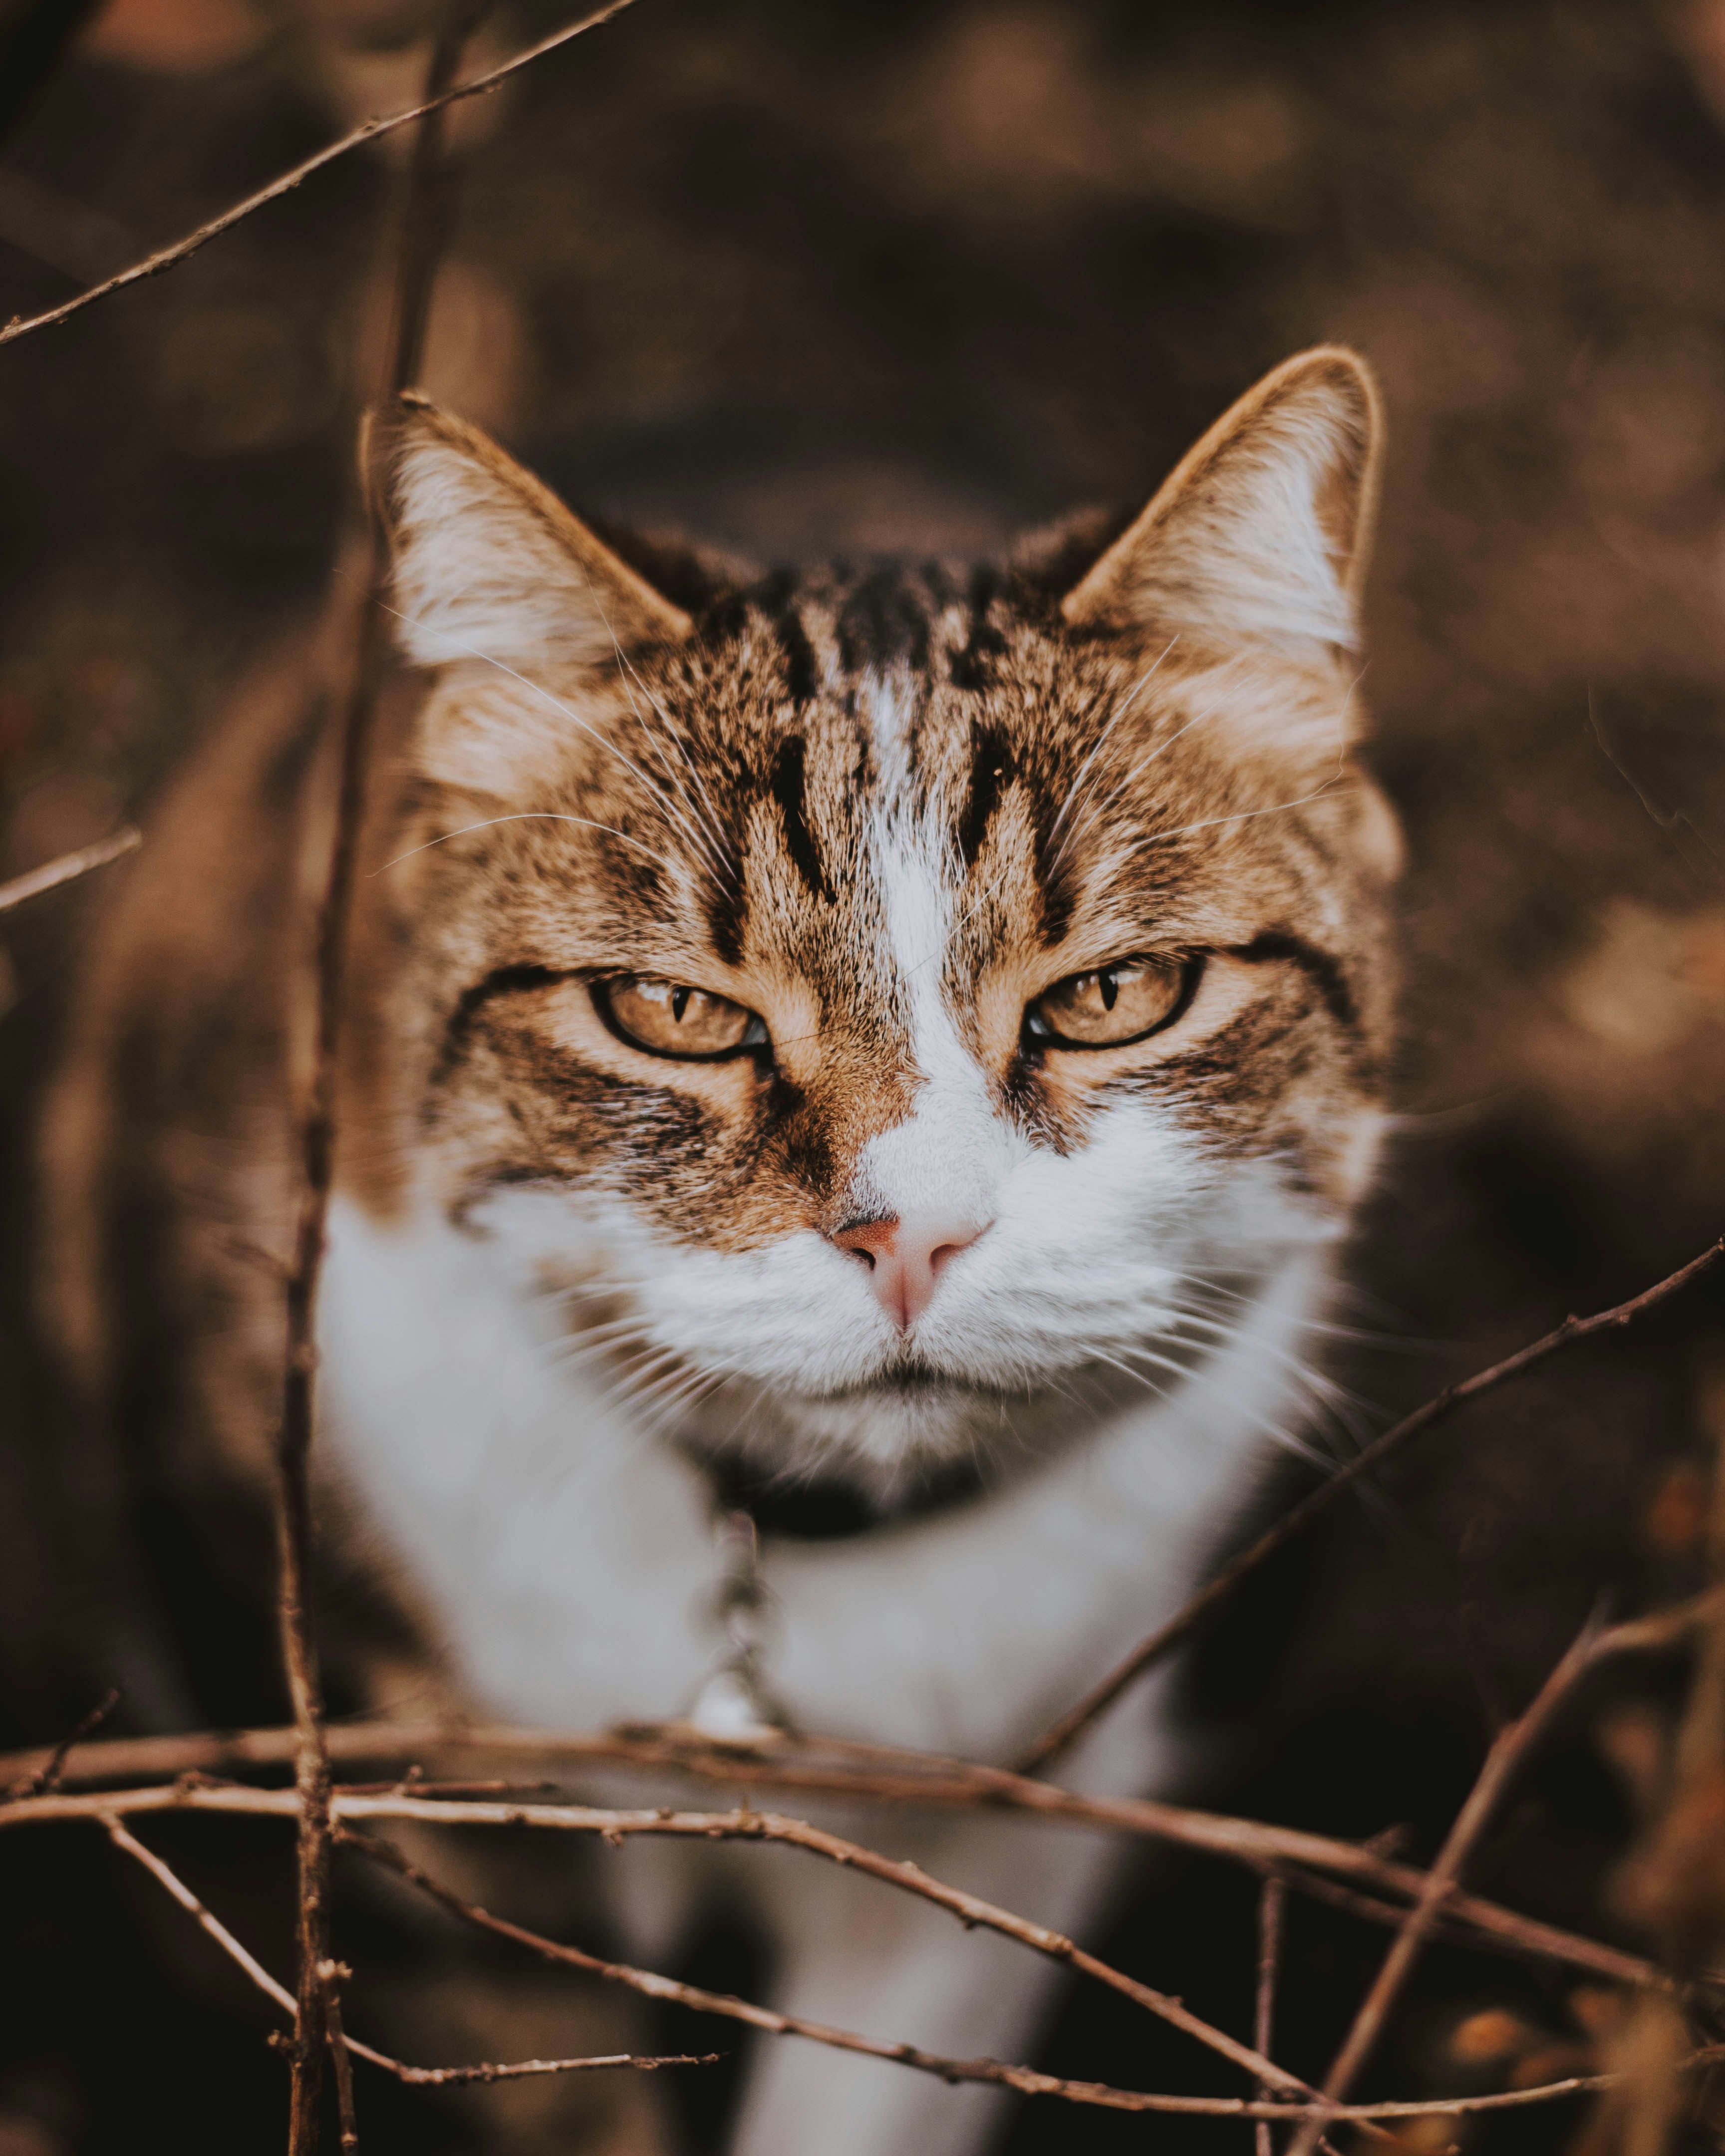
top-left (43, 344), bottom-right (1398, 2155)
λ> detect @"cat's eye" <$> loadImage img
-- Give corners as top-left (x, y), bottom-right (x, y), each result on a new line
top-left (1024, 954), bottom-right (1202, 1050)
top-left (595, 977), bottom-right (770, 1062)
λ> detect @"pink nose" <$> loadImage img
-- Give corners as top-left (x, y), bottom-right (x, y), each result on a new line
top-left (830, 1213), bottom-right (988, 1331)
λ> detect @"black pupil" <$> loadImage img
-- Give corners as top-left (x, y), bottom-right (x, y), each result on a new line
top-left (672, 986), bottom-right (691, 1022)
top-left (1099, 970), bottom-right (1119, 1012)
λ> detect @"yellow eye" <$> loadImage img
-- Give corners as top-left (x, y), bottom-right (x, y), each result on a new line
top-left (1025, 954), bottom-right (1200, 1049)
top-left (595, 977), bottom-right (770, 1061)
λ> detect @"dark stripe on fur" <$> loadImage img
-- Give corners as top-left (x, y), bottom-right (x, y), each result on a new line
top-left (947, 565), bottom-right (1007, 691)
top-left (429, 962), bottom-right (573, 1101)
top-left (770, 735), bottom-right (834, 904)
top-left (759, 572), bottom-right (820, 707)
top-left (1228, 930), bottom-right (1358, 1032)
top-left (958, 726), bottom-right (1012, 867)
top-left (836, 564), bottom-right (931, 675)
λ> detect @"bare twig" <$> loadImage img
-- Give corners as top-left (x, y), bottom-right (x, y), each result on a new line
top-left (1285, 1611), bottom-right (1621, 2156)
top-left (362, 2049), bottom-right (721, 2086)
top-left (102, 1811), bottom-right (299, 2013)
top-left (61, 1797), bottom-right (1702, 2128)
top-left (358, 1797), bottom-right (1323, 2094)
top-left (0, 1714), bottom-right (1666, 1990)
top-left (9, 1776), bottom-right (1658, 2110)
top-left (319, 1961), bottom-right (361, 2154)
top-left (0, 1), bottom-right (641, 349)
top-left (0, 826), bottom-right (138, 913)
top-left (101, 1814), bottom-right (711, 2088)
top-left (345, 1823), bottom-right (1717, 2125)
top-left (1255, 1876), bottom-right (1286, 2156)
top-left (0, 1778), bottom-right (1628, 2090)
top-left (6, 1686), bottom-right (118, 1797)
top-left (1022, 1237), bottom-right (1725, 1772)
top-left (274, 4), bottom-right (493, 2137)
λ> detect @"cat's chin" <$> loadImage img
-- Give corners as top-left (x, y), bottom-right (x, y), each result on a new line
top-left (675, 1364), bottom-right (1099, 1507)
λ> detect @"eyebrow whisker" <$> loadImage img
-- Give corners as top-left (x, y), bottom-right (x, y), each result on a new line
top-left (1045, 636), bottom-right (1179, 868)
top-left (380, 600), bottom-right (725, 890)
top-left (1122, 780), bottom-right (1354, 855)
top-left (371, 812), bottom-right (685, 879)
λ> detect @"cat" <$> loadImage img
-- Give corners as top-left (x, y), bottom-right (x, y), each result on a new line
top-left (41, 343), bottom-right (1399, 2155)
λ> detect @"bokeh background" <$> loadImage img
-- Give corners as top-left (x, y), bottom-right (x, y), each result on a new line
top-left (6, 0), bottom-right (1725, 2150)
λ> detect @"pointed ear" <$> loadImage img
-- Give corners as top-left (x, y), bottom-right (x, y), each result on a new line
top-left (372, 392), bottom-right (693, 675)
top-left (1061, 347), bottom-right (1382, 656)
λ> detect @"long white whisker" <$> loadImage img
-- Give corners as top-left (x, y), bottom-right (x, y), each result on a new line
top-left (1084, 1347), bottom-right (1177, 1398)
top-left (1045, 638), bottom-right (1179, 865)
top-left (379, 601), bottom-right (723, 889)
top-left (1052, 685), bottom-right (1234, 874)
top-left (612, 641), bottom-right (735, 879)
top-left (1122, 780), bottom-right (1354, 855)
top-left (1111, 1340), bottom-right (1204, 1382)
top-left (371, 812), bottom-right (684, 879)
top-left (571, 563), bottom-right (734, 887)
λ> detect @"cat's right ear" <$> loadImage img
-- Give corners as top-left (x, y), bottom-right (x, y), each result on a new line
top-left (369, 393), bottom-right (693, 677)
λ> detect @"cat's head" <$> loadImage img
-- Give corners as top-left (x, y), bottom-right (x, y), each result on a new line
top-left (358, 349), bottom-right (1399, 1492)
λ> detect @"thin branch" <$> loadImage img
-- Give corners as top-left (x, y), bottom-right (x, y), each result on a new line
top-left (102, 1811), bottom-right (298, 2013)
top-left (1021, 1236), bottom-right (1725, 1772)
top-left (274, 2), bottom-right (493, 2135)
top-left (1285, 1612), bottom-right (1618, 2156)
top-left (1257, 1857), bottom-right (1569, 1972)
top-left (336, 1801), bottom-right (1318, 2097)
top-left (343, 1823), bottom-right (1689, 2126)
top-left (0, 1713), bottom-right (1668, 1990)
top-left (0, 826), bottom-right (138, 913)
top-left (1255, 1877), bottom-right (1286, 2156)
top-left (319, 1961), bottom-right (360, 2154)
top-left (357, 2049), bottom-right (721, 2087)
top-left (101, 1815), bottom-right (710, 2088)
top-left (0, 1), bottom-right (641, 349)
top-left (5, 1687), bottom-right (119, 1797)
top-left (56, 1804), bottom-right (1702, 2130)
top-left (16, 1778), bottom-right (1664, 2108)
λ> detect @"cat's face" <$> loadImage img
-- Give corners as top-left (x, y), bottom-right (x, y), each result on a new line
top-left (357, 351), bottom-right (1398, 1489)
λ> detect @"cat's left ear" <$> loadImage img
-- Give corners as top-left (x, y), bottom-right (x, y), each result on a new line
top-left (1061, 346), bottom-right (1382, 660)
top-left (370, 392), bottom-right (693, 674)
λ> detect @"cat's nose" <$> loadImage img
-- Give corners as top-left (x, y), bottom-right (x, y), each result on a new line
top-left (830, 1213), bottom-right (988, 1331)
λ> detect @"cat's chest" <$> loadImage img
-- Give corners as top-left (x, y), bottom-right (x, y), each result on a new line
top-left (317, 1195), bottom-right (723, 1725)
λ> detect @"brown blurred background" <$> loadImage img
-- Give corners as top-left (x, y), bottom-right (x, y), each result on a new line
top-left (6, 0), bottom-right (1725, 2150)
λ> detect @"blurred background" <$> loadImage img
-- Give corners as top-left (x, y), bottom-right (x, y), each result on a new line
top-left (5, 0), bottom-right (1725, 2150)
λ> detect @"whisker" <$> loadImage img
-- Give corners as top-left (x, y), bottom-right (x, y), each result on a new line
top-left (371, 812), bottom-right (683, 880)
top-left (1050, 685), bottom-right (1236, 875)
top-left (1045, 638), bottom-right (1179, 867)
top-left (1119, 779), bottom-right (1355, 855)
top-left (569, 563), bottom-right (734, 888)
top-left (379, 600), bottom-right (725, 889)
top-left (611, 642), bottom-right (735, 881)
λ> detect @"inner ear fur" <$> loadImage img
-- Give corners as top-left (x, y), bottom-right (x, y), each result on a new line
top-left (372, 391), bottom-right (694, 675)
top-left (1061, 346), bottom-right (1383, 658)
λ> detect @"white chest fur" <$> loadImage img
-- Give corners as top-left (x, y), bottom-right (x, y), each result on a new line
top-left (317, 1194), bottom-right (1322, 1762)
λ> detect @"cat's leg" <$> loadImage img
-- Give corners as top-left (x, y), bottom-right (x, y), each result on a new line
top-left (726, 1802), bottom-right (1134, 2156)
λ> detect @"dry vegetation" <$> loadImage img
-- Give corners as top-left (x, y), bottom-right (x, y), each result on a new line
top-left (7, 2), bottom-right (1725, 2152)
